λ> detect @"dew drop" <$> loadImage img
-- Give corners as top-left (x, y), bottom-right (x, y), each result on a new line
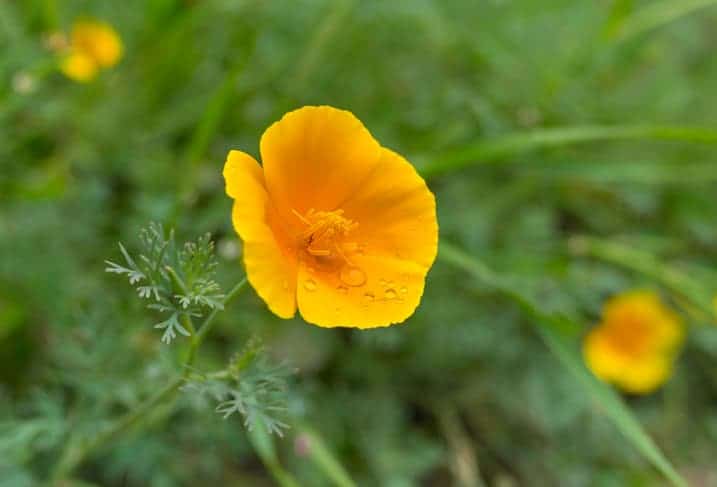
top-left (400, 286), bottom-right (408, 294)
top-left (340, 266), bottom-right (366, 287)
top-left (303, 279), bottom-right (317, 292)
top-left (384, 288), bottom-right (397, 300)
top-left (363, 292), bottom-right (375, 303)
top-left (379, 278), bottom-right (387, 286)
top-left (282, 280), bottom-right (290, 290)
top-left (337, 285), bottom-right (348, 294)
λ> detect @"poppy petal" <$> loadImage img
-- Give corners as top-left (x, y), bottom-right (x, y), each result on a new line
top-left (615, 355), bottom-right (672, 394)
top-left (341, 147), bottom-right (438, 270)
top-left (60, 52), bottom-right (99, 82)
top-left (296, 255), bottom-right (427, 328)
top-left (72, 20), bottom-right (123, 68)
top-left (224, 150), bottom-right (297, 318)
top-left (583, 327), bottom-right (626, 382)
top-left (260, 106), bottom-right (382, 228)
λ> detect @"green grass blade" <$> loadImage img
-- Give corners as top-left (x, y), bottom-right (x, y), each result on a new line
top-left (615, 0), bottom-right (717, 41)
top-left (438, 242), bottom-right (687, 487)
top-left (420, 125), bottom-right (717, 178)
top-left (603, 0), bottom-right (634, 39)
top-left (246, 420), bottom-right (302, 487)
top-left (569, 236), bottom-right (717, 323)
top-left (295, 425), bottom-right (357, 487)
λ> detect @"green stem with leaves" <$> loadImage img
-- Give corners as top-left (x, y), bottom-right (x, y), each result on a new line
top-left (48, 277), bottom-right (248, 485)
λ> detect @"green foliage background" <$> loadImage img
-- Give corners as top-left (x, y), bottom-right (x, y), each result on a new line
top-left (2, 0), bottom-right (717, 485)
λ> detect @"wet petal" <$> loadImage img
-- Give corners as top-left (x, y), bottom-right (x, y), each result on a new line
top-left (260, 106), bottom-right (382, 228)
top-left (296, 254), bottom-right (427, 328)
top-left (223, 150), bottom-right (297, 318)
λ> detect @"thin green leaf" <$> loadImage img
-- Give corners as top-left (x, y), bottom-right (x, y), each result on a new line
top-left (614, 0), bottom-right (717, 41)
top-left (438, 242), bottom-right (687, 487)
top-left (603, 0), bottom-right (635, 39)
top-left (420, 125), bottom-right (717, 178)
top-left (247, 419), bottom-right (302, 487)
top-left (295, 425), bottom-right (356, 487)
top-left (569, 236), bottom-right (717, 323)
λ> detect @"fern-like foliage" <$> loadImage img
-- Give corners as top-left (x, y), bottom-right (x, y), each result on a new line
top-left (105, 223), bottom-right (225, 343)
top-left (184, 339), bottom-right (291, 437)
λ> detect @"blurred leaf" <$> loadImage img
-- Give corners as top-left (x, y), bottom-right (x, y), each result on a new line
top-left (569, 236), bottom-right (717, 324)
top-left (420, 125), bottom-right (717, 178)
top-left (613, 0), bottom-right (717, 41)
top-left (295, 425), bottom-right (356, 487)
top-left (247, 419), bottom-right (301, 487)
top-left (603, 0), bottom-right (634, 39)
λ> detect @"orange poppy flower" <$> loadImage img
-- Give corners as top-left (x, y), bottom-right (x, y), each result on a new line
top-left (583, 290), bottom-right (683, 394)
top-left (223, 106), bottom-right (438, 328)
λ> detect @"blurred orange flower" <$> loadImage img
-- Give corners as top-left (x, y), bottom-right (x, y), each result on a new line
top-left (583, 290), bottom-right (683, 394)
top-left (223, 106), bottom-right (438, 328)
top-left (60, 20), bottom-right (123, 82)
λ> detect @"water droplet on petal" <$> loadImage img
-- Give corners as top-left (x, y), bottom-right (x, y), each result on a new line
top-left (363, 292), bottom-right (375, 303)
top-left (340, 266), bottom-right (366, 287)
top-left (379, 278), bottom-right (387, 286)
top-left (282, 280), bottom-right (290, 290)
top-left (337, 285), bottom-right (348, 294)
top-left (400, 286), bottom-right (408, 294)
top-left (384, 288), bottom-right (397, 300)
top-left (303, 279), bottom-right (317, 292)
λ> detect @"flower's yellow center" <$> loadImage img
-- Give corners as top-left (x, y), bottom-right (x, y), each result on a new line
top-left (293, 208), bottom-right (358, 261)
top-left (604, 315), bottom-right (651, 358)
top-left (292, 209), bottom-right (367, 288)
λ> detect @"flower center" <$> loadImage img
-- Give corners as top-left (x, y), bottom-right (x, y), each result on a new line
top-left (605, 316), bottom-right (652, 358)
top-left (292, 208), bottom-right (359, 263)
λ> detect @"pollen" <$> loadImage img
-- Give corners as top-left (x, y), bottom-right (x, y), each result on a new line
top-left (292, 208), bottom-right (359, 264)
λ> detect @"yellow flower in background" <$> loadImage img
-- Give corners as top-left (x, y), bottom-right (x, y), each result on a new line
top-left (583, 290), bottom-right (683, 394)
top-left (223, 106), bottom-right (438, 328)
top-left (60, 20), bottom-right (123, 82)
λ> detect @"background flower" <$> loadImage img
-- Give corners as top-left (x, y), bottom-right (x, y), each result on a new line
top-left (60, 19), bottom-right (123, 82)
top-left (584, 291), bottom-right (683, 394)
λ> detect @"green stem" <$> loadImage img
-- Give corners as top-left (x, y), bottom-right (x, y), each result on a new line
top-left (48, 277), bottom-right (248, 484)
top-left (294, 425), bottom-right (356, 487)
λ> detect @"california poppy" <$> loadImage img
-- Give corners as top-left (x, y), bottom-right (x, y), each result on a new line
top-left (223, 106), bottom-right (438, 328)
top-left (583, 291), bottom-right (683, 394)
